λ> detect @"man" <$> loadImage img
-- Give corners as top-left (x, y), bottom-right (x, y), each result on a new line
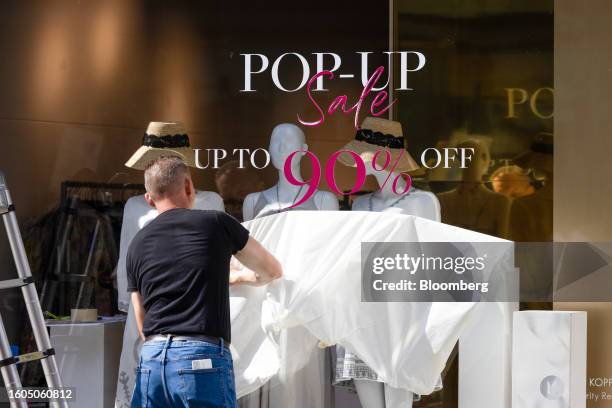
top-left (127, 156), bottom-right (282, 408)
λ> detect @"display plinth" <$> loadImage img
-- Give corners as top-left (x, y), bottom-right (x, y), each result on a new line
top-left (512, 311), bottom-right (587, 408)
top-left (47, 317), bottom-right (125, 408)
top-left (459, 302), bottom-right (517, 408)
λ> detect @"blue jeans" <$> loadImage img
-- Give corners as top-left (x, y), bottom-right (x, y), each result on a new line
top-left (131, 336), bottom-right (237, 408)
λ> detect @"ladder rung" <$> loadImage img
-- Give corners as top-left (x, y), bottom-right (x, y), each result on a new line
top-left (0, 276), bottom-right (33, 290)
top-left (0, 203), bottom-right (15, 215)
top-left (0, 348), bottom-right (56, 368)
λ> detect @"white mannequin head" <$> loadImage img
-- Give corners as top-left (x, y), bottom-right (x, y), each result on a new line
top-left (269, 123), bottom-right (308, 170)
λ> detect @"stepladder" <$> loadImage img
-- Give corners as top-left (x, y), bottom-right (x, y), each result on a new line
top-left (0, 171), bottom-right (69, 408)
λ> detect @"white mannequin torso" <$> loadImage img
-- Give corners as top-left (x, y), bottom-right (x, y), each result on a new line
top-left (243, 185), bottom-right (338, 221)
top-left (243, 123), bottom-right (339, 221)
top-left (352, 188), bottom-right (440, 221)
top-left (352, 170), bottom-right (441, 221)
top-left (240, 123), bottom-right (337, 408)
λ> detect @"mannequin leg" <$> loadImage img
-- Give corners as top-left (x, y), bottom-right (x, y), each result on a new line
top-left (354, 379), bottom-right (385, 408)
top-left (115, 302), bottom-right (143, 407)
top-left (383, 384), bottom-right (414, 408)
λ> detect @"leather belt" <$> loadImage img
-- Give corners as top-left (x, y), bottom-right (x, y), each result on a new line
top-left (145, 334), bottom-right (229, 348)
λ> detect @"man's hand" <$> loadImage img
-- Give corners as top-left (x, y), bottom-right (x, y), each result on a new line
top-left (229, 257), bottom-right (257, 286)
top-left (230, 256), bottom-right (270, 286)
top-left (229, 268), bottom-right (258, 286)
top-left (232, 237), bottom-right (283, 286)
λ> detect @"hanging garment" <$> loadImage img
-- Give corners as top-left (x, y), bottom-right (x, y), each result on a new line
top-left (116, 210), bottom-right (510, 407)
top-left (22, 193), bottom-right (128, 386)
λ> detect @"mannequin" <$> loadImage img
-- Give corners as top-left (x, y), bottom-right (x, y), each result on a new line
top-left (352, 162), bottom-right (440, 408)
top-left (437, 138), bottom-right (510, 238)
top-left (241, 123), bottom-right (338, 408)
top-left (337, 117), bottom-right (440, 408)
top-left (243, 123), bottom-right (339, 220)
top-left (351, 162), bottom-right (440, 221)
top-left (115, 122), bottom-right (225, 408)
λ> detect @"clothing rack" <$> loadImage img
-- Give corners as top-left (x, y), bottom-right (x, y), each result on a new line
top-left (19, 180), bottom-right (145, 387)
top-left (60, 181), bottom-right (145, 308)
top-left (60, 181), bottom-right (145, 204)
top-left (38, 181), bottom-right (146, 315)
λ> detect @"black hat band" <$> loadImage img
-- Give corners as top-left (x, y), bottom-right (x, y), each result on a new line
top-left (142, 133), bottom-right (190, 148)
top-left (355, 128), bottom-right (405, 149)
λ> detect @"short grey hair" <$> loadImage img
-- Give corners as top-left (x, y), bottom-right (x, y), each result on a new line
top-left (144, 156), bottom-right (190, 200)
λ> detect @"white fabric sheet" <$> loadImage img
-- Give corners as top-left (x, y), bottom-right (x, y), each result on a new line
top-left (235, 211), bottom-right (508, 396)
top-left (116, 210), bottom-right (509, 407)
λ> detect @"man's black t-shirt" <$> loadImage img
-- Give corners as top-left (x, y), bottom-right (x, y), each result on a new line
top-left (126, 208), bottom-right (249, 342)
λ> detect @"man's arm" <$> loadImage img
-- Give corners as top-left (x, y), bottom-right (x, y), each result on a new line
top-left (231, 237), bottom-right (283, 286)
top-left (131, 292), bottom-right (146, 341)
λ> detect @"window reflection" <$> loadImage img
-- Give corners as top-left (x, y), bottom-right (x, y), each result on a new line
top-left (396, 0), bottom-right (553, 242)
top-left (395, 1), bottom-right (554, 406)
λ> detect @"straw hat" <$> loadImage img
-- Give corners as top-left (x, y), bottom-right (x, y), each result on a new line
top-left (338, 117), bottom-right (420, 173)
top-left (125, 121), bottom-right (197, 170)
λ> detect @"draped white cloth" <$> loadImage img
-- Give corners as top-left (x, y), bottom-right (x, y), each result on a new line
top-left (233, 210), bottom-right (508, 397)
top-left (116, 210), bottom-right (509, 407)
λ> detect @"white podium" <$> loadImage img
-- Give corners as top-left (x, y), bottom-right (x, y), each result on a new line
top-left (47, 317), bottom-right (125, 408)
top-left (512, 311), bottom-right (587, 408)
top-left (459, 302), bottom-right (517, 408)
